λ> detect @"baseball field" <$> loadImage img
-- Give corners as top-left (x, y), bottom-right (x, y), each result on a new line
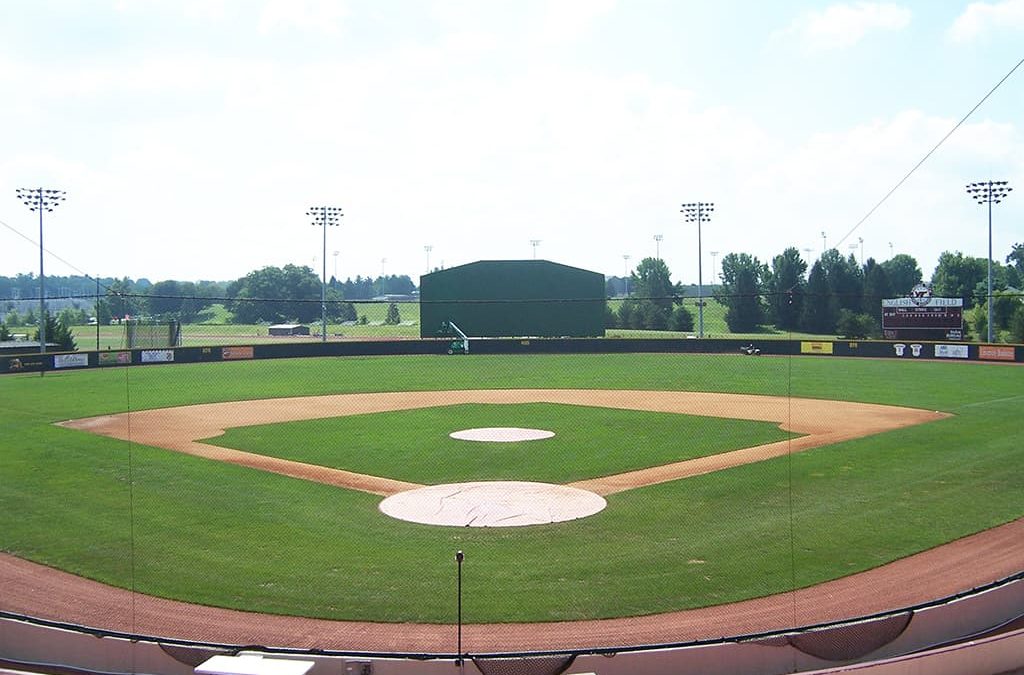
top-left (0, 352), bottom-right (1021, 649)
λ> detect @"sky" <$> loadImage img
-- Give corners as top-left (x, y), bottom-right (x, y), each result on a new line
top-left (1, 0), bottom-right (1022, 287)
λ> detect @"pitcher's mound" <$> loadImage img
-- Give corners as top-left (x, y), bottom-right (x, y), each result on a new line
top-left (379, 481), bottom-right (606, 527)
top-left (449, 427), bottom-right (555, 442)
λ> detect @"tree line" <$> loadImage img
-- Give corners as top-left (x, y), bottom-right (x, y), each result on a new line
top-left (1, 268), bottom-right (417, 327)
top-left (711, 243), bottom-right (1022, 340)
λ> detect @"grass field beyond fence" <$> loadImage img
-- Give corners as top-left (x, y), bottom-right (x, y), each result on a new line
top-left (0, 353), bottom-right (1021, 624)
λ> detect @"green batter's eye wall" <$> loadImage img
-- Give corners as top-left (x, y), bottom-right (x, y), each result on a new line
top-left (419, 259), bottom-right (605, 338)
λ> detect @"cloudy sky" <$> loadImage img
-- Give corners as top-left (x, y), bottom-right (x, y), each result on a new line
top-left (1, 0), bottom-right (1022, 286)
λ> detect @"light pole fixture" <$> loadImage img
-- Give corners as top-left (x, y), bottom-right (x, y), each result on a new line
top-left (622, 254), bottom-right (631, 297)
top-left (530, 239), bottom-right (541, 259)
top-left (681, 201), bottom-right (714, 338)
top-left (307, 205), bottom-right (343, 343)
top-left (15, 187), bottom-right (65, 367)
top-left (654, 234), bottom-right (664, 259)
top-left (424, 245), bottom-right (433, 273)
top-left (966, 180), bottom-right (1012, 343)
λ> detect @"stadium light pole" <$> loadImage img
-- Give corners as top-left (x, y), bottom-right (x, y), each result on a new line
top-left (821, 231), bottom-right (827, 254)
top-left (424, 245), bottom-right (432, 273)
top-left (681, 202), bottom-right (714, 338)
top-left (623, 254), bottom-right (631, 296)
top-left (966, 180), bottom-right (1013, 343)
top-left (15, 187), bottom-right (65, 370)
top-left (710, 251), bottom-right (719, 284)
top-left (654, 234), bottom-right (663, 259)
top-left (530, 239), bottom-right (541, 259)
top-left (308, 206), bottom-right (343, 343)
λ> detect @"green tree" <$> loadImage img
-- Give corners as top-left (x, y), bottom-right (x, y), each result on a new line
top-left (0, 322), bottom-right (10, 341)
top-left (818, 250), bottom-right (862, 313)
top-left (880, 254), bottom-right (923, 296)
top-left (1007, 243), bottom-right (1024, 273)
top-left (931, 252), bottom-right (987, 308)
top-left (1009, 304), bottom-right (1024, 343)
top-left (228, 265), bottom-right (321, 324)
top-left (58, 306), bottom-right (89, 326)
top-left (616, 298), bottom-right (640, 329)
top-left (384, 303), bottom-right (401, 325)
top-left (4, 309), bottom-right (22, 327)
top-left (861, 258), bottom-right (893, 320)
top-left (836, 310), bottom-right (877, 339)
top-left (765, 247), bottom-right (807, 331)
top-left (668, 305), bottom-right (694, 331)
top-left (801, 260), bottom-right (837, 333)
top-left (34, 312), bottom-right (76, 351)
top-left (106, 278), bottom-right (141, 320)
top-left (715, 253), bottom-right (767, 332)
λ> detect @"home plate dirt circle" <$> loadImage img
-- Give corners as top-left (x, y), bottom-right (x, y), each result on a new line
top-left (449, 427), bottom-right (555, 442)
top-left (379, 481), bottom-right (607, 527)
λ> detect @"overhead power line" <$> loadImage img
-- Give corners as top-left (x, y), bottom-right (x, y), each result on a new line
top-left (833, 55), bottom-right (1024, 252)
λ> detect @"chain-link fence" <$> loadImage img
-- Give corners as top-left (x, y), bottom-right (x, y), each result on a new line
top-left (1, 291), bottom-right (1022, 670)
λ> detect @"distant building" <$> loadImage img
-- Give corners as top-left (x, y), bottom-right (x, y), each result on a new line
top-left (268, 324), bottom-right (310, 336)
top-left (419, 260), bottom-right (604, 338)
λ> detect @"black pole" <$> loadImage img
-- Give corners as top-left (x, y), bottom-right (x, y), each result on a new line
top-left (455, 549), bottom-right (464, 668)
top-left (96, 275), bottom-right (101, 351)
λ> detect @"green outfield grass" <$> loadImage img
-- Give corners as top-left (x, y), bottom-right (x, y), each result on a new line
top-left (0, 354), bottom-right (1021, 624)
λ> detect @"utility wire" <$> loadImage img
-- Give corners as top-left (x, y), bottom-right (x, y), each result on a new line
top-left (0, 216), bottom-right (117, 294)
top-left (834, 55), bottom-right (1024, 252)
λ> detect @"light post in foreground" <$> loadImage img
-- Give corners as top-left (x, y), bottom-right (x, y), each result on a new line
top-left (681, 201), bottom-right (714, 338)
top-left (15, 187), bottom-right (65, 368)
top-left (966, 180), bottom-right (1012, 343)
top-left (308, 206), bottom-right (343, 342)
top-left (455, 550), bottom-right (464, 670)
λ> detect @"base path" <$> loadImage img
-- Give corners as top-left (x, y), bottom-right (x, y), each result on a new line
top-left (5, 389), bottom-right (1017, 652)
top-left (59, 389), bottom-right (947, 496)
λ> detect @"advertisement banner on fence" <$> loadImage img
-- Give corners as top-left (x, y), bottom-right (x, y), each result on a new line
top-left (800, 341), bottom-right (834, 355)
top-left (54, 354), bottom-right (89, 369)
top-left (141, 349), bottom-right (174, 363)
top-left (222, 346), bottom-right (254, 360)
top-left (979, 345), bottom-right (1015, 362)
top-left (99, 351), bottom-right (131, 366)
top-left (2, 356), bottom-right (46, 373)
top-left (934, 344), bottom-right (969, 359)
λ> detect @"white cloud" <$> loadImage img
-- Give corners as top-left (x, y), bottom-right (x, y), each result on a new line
top-left (775, 2), bottom-right (911, 52)
top-left (258, 0), bottom-right (350, 34)
top-left (532, 0), bottom-right (617, 45)
top-left (948, 0), bottom-right (1024, 42)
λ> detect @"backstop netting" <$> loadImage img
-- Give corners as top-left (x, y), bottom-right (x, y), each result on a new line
top-left (1, 286), bottom-right (1022, 674)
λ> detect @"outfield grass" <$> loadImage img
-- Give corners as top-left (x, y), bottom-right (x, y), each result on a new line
top-left (0, 354), bottom-right (1021, 624)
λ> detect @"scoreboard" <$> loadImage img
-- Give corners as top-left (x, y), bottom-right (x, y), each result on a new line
top-left (881, 297), bottom-right (963, 340)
